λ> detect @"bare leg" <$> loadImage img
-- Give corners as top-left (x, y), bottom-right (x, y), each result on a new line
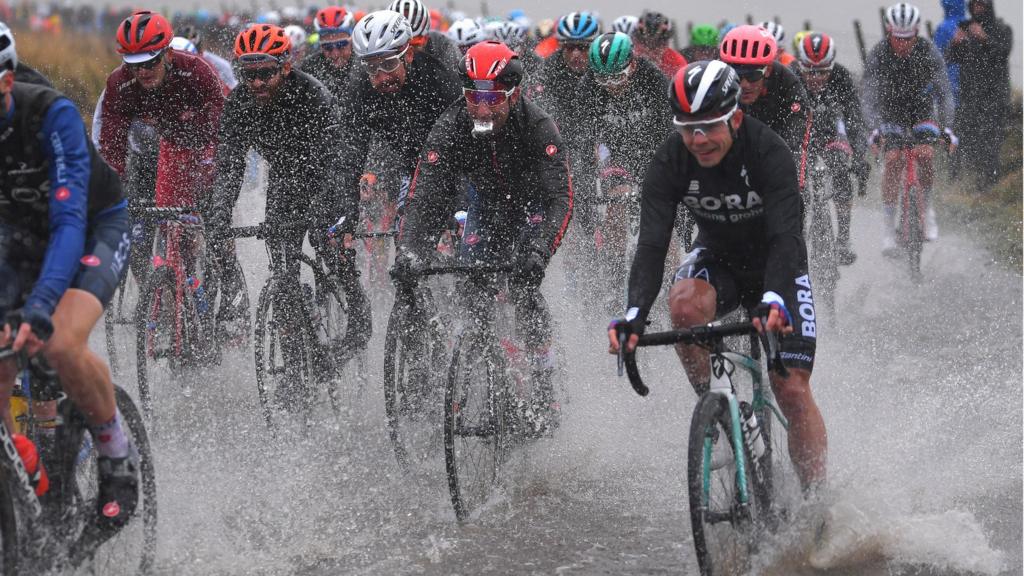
top-left (668, 279), bottom-right (717, 394)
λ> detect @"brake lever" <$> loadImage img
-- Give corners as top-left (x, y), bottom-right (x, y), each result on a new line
top-left (616, 331), bottom-right (626, 377)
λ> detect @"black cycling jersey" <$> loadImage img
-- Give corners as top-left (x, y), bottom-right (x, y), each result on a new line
top-left (793, 63), bottom-right (868, 158)
top-left (299, 51), bottom-right (353, 98)
top-left (627, 115), bottom-right (807, 326)
top-left (15, 62), bottom-right (53, 88)
top-left (399, 96), bottom-right (573, 261)
top-left (528, 51), bottom-right (585, 127)
top-left (424, 31), bottom-right (462, 71)
top-left (861, 37), bottom-right (954, 129)
top-left (336, 50), bottom-right (461, 202)
top-left (209, 69), bottom-right (347, 236)
top-left (745, 61), bottom-right (811, 158)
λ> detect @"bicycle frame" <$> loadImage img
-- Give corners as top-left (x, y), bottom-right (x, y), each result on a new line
top-left (898, 145), bottom-right (924, 246)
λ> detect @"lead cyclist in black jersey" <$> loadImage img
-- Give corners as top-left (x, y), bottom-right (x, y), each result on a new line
top-left (609, 61), bottom-right (827, 491)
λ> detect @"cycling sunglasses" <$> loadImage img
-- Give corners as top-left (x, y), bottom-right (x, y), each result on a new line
top-left (361, 48), bottom-right (408, 75)
top-left (673, 108), bottom-right (736, 137)
top-left (320, 38), bottom-right (351, 52)
top-left (463, 86), bottom-right (516, 106)
top-left (127, 51), bottom-right (165, 71)
top-left (799, 65), bottom-right (833, 77)
top-left (596, 68), bottom-right (631, 87)
top-left (239, 65), bottom-right (282, 83)
top-left (733, 65), bottom-right (769, 82)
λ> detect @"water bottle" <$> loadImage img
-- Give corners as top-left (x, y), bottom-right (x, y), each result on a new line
top-left (741, 403), bottom-right (766, 462)
top-left (187, 276), bottom-right (210, 315)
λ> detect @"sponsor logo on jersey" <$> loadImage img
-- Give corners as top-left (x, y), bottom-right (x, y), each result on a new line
top-left (55, 187), bottom-right (71, 202)
top-left (688, 180), bottom-right (700, 192)
top-left (80, 255), bottom-right (101, 267)
top-left (791, 102), bottom-right (801, 113)
top-left (426, 150), bottom-right (439, 163)
top-left (546, 144), bottom-right (558, 156)
top-left (795, 274), bottom-right (816, 338)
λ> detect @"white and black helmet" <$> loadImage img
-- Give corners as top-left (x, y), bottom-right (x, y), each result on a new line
top-left (0, 21), bottom-right (17, 72)
top-left (353, 10), bottom-right (413, 58)
top-left (387, 0), bottom-right (430, 38)
top-left (448, 18), bottom-right (484, 48)
top-left (485, 21), bottom-right (526, 46)
top-left (759, 21), bottom-right (785, 44)
top-left (885, 3), bottom-right (921, 37)
top-left (611, 15), bottom-right (638, 36)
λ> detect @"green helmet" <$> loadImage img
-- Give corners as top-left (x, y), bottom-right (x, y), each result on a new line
top-left (690, 24), bottom-right (718, 47)
top-left (589, 32), bottom-right (633, 75)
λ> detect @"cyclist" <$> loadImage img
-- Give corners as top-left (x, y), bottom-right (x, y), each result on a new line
top-left (611, 15), bottom-right (639, 37)
top-left (301, 6), bottom-right (355, 97)
top-left (336, 10), bottom-right (461, 236)
top-left (486, 20), bottom-right (540, 72)
top-left (388, 0), bottom-right (462, 70)
top-left (0, 21), bottom-right (52, 87)
top-left (632, 11), bottom-right (687, 78)
top-left (760, 21), bottom-right (796, 67)
top-left (529, 11), bottom-right (600, 117)
top-left (608, 60), bottom-right (827, 492)
top-left (284, 24), bottom-right (308, 63)
top-left (179, 23), bottom-right (237, 89)
top-left (719, 25), bottom-right (811, 183)
top-left (205, 24), bottom-right (370, 402)
top-left (0, 48), bottom-right (138, 526)
top-left (861, 2), bottom-right (955, 251)
top-left (681, 24), bottom-right (719, 62)
top-left (393, 41), bottom-right (573, 432)
top-left (794, 32), bottom-right (870, 265)
top-left (447, 18), bottom-right (485, 55)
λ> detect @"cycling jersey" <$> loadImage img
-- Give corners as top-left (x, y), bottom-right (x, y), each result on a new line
top-left (98, 51), bottom-right (225, 175)
top-left (634, 45), bottom-right (688, 78)
top-left (627, 116), bottom-right (808, 328)
top-left (794, 63), bottom-right (868, 159)
top-left (528, 51), bottom-right (582, 125)
top-left (424, 30), bottom-right (462, 70)
top-left (399, 96), bottom-right (573, 261)
top-left (336, 51), bottom-right (461, 207)
top-left (744, 61), bottom-right (811, 158)
top-left (209, 69), bottom-right (347, 237)
top-left (300, 51), bottom-right (352, 97)
top-left (861, 37), bottom-right (954, 130)
top-left (0, 82), bottom-right (125, 316)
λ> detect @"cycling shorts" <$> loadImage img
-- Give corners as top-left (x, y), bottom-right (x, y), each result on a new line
top-left (0, 205), bottom-right (131, 317)
top-left (673, 246), bottom-right (817, 371)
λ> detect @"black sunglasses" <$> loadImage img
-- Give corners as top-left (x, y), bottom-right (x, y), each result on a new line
top-left (734, 65), bottom-right (769, 82)
top-left (127, 52), bottom-right (164, 71)
top-left (240, 66), bottom-right (281, 82)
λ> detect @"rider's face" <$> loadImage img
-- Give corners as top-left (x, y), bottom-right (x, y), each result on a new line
top-left (561, 43), bottom-right (590, 73)
top-left (128, 52), bottom-right (168, 91)
top-left (888, 35), bottom-right (916, 58)
top-left (365, 49), bottom-right (412, 94)
top-left (800, 69), bottom-right (831, 94)
top-left (679, 110), bottom-right (743, 168)
top-left (466, 88), bottom-right (517, 132)
top-left (319, 33), bottom-right (353, 68)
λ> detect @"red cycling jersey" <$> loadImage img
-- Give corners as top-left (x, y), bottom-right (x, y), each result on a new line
top-left (635, 45), bottom-right (688, 78)
top-left (98, 50), bottom-right (225, 206)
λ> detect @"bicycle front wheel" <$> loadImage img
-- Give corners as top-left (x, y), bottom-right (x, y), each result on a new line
top-left (902, 185), bottom-right (924, 282)
top-left (134, 266), bottom-right (177, 422)
top-left (687, 394), bottom-right (765, 575)
top-left (444, 333), bottom-right (512, 521)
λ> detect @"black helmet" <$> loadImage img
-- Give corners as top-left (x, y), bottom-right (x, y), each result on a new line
top-left (636, 10), bottom-right (672, 40)
top-left (669, 59), bottom-right (740, 119)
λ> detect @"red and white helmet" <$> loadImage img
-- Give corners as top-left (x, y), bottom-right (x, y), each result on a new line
top-left (797, 32), bottom-right (836, 70)
top-left (315, 6), bottom-right (355, 33)
top-left (116, 11), bottom-right (173, 63)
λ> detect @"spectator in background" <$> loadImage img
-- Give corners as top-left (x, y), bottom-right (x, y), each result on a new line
top-left (934, 0), bottom-right (967, 107)
top-left (945, 0), bottom-right (1012, 190)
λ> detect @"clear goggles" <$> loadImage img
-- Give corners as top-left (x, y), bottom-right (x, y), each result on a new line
top-left (672, 107), bottom-right (736, 137)
top-left (361, 47), bottom-right (408, 75)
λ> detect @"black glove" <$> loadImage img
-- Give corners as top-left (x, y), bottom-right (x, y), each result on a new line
top-left (6, 305), bottom-right (53, 342)
top-left (390, 250), bottom-right (426, 286)
top-left (514, 247), bottom-right (547, 287)
top-left (853, 157), bottom-right (870, 197)
top-left (610, 307), bottom-right (646, 339)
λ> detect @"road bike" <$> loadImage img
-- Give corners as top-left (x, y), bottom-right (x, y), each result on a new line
top-left (804, 153), bottom-right (839, 324)
top-left (134, 206), bottom-right (248, 423)
top-left (0, 337), bottom-right (157, 574)
top-left (615, 318), bottom-right (790, 575)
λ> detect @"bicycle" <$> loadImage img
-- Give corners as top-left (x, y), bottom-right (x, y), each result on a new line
top-left (103, 200), bottom-right (156, 377)
top-left (0, 336), bottom-right (157, 574)
top-left (233, 222), bottom-right (364, 434)
top-left (615, 318), bottom-right (791, 575)
top-left (804, 153), bottom-right (839, 324)
top-left (134, 206), bottom-right (248, 423)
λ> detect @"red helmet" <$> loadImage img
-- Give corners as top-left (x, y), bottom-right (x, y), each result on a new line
top-left (316, 6), bottom-right (355, 32)
top-left (797, 32), bottom-right (836, 70)
top-left (459, 41), bottom-right (524, 90)
top-left (234, 24), bottom-right (292, 60)
top-left (719, 24), bottom-right (777, 66)
top-left (116, 11), bottom-right (173, 63)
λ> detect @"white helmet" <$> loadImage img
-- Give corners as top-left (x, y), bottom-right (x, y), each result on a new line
top-left (759, 21), bottom-right (785, 44)
top-left (353, 10), bottom-right (412, 58)
top-left (0, 21), bottom-right (18, 72)
top-left (447, 18), bottom-right (483, 48)
top-left (169, 36), bottom-right (198, 54)
top-left (611, 15), bottom-right (638, 36)
top-left (284, 24), bottom-right (308, 48)
top-left (387, 0), bottom-right (429, 38)
top-left (885, 3), bottom-right (921, 37)
top-left (485, 21), bottom-right (526, 46)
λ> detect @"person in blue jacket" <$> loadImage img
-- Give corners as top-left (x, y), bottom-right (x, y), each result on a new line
top-left (934, 0), bottom-right (967, 106)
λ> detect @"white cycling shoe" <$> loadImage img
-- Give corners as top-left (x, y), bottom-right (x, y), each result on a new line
top-left (925, 206), bottom-right (939, 241)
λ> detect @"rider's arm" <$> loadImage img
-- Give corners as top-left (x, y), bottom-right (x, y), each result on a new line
top-left (835, 66), bottom-right (868, 158)
top-left (754, 128), bottom-right (808, 302)
top-left (397, 110), bottom-right (463, 258)
top-left (160, 59), bottom-right (225, 148)
top-left (97, 74), bottom-right (131, 175)
top-left (24, 99), bottom-right (91, 316)
top-left (207, 98), bottom-right (247, 233)
top-left (859, 44), bottom-right (884, 132)
top-left (776, 65), bottom-right (811, 157)
top-left (625, 134), bottom-right (682, 323)
top-left (335, 84), bottom-right (374, 223)
top-left (923, 41), bottom-right (955, 129)
top-left (528, 113), bottom-right (574, 258)
top-left (309, 93), bottom-right (355, 236)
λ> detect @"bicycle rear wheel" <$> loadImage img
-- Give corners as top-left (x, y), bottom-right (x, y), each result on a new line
top-left (808, 200), bottom-right (838, 324)
top-left (444, 333), bottom-right (511, 521)
top-left (687, 393), bottom-right (766, 575)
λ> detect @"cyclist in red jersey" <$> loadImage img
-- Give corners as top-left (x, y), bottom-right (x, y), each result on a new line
top-left (632, 11), bottom-right (688, 78)
top-left (98, 11), bottom-right (225, 209)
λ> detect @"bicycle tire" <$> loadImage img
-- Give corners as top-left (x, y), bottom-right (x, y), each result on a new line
top-left (312, 274), bottom-right (346, 417)
top-left (687, 393), bottom-right (764, 575)
top-left (253, 280), bottom-right (278, 432)
top-left (0, 451), bottom-right (20, 574)
top-left (904, 185), bottom-right (924, 282)
top-left (134, 266), bottom-right (176, 422)
top-left (444, 332), bottom-right (511, 521)
top-left (809, 200), bottom-right (838, 323)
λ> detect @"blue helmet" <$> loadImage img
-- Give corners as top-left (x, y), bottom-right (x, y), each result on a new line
top-left (556, 11), bottom-right (601, 41)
